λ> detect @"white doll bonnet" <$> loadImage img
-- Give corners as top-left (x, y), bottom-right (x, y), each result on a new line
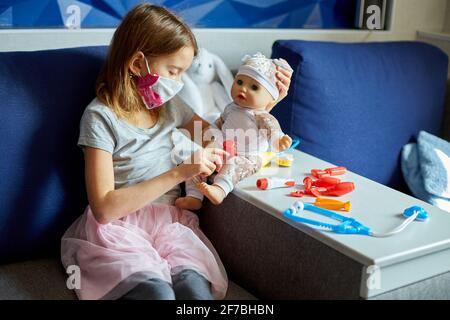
top-left (236, 52), bottom-right (293, 100)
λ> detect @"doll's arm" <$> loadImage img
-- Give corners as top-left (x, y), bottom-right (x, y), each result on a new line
top-left (256, 113), bottom-right (291, 152)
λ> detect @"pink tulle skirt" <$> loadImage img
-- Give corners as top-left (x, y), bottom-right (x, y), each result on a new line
top-left (61, 202), bottom-right (228, 300)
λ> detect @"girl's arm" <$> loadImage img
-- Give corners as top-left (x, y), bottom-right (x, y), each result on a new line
top-left (84, 146), bottom-right (226, 224)
top-left (266, 65), bottom-right (293, 112)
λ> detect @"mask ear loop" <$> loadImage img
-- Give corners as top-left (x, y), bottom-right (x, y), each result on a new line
top-left (143, 57), bottom-right (152, 77)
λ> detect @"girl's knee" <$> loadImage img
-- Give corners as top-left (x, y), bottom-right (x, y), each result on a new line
top-left (172, 269), bottom-right (214, 300)
top-left (119, 278), bottom-right (175, 300)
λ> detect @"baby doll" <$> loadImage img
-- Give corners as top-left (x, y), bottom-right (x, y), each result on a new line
top-left (175, 52), bottom-right (293, 210)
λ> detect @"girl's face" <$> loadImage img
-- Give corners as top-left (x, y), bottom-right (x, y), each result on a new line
top-left (231, 74), bottom-right (274, 110)
top-left (133, 46), bottom-right (195, 81)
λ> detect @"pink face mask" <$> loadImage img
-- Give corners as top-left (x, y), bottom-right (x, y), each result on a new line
top-left (137, 70), bottom-right (161, 109)
top-left (136, 57), bottom-right (184, 110)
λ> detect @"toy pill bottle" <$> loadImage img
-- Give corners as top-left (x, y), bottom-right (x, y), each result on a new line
top-left (276, 153), bottom-right (294, 167)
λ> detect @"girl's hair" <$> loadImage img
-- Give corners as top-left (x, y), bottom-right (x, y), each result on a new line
top-left (96, 3), bottom-right (198, 121)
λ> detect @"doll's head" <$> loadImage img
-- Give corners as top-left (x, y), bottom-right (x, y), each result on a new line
top-left (231, 52), bottom-right (291, 110)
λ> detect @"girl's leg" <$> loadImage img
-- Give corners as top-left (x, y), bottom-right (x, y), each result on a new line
top-left (118, 278), bottom-right (175, 300)
top-left (154, 208), bottom-right (228, 300)
top-left (172, 269), bottom-right (214, 300)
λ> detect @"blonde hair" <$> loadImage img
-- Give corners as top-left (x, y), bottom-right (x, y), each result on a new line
top-left (96, 3), bottom-right (198, 121)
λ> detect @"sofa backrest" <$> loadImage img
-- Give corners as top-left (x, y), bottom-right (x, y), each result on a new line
top-left (271, 40), bottom-right (448, 190)
top-left (0, 46), bottom-right (107, 264)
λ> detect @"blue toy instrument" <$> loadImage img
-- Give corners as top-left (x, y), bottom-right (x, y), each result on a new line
top-left (283, 201), bottom-right (429, 237)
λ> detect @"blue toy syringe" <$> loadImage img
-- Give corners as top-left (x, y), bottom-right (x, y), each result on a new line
top-left (283, 201), bottom-right (429, 237)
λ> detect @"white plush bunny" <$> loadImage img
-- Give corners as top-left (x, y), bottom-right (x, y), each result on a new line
top-left (179, 48), bottom-right (234, 124)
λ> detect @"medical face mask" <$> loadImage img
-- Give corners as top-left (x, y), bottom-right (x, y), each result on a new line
top-left (137, 57), bottom-right (184, 110)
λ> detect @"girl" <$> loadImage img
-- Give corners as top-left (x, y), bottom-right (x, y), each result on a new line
top-left (61, 3), bottom-right (292, 300)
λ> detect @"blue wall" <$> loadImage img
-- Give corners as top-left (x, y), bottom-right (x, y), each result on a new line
top-left (0, 0), bottom-right (357, 29)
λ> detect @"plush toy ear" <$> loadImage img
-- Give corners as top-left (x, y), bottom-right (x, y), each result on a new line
top-left (210, 52), bottom-right (234, 97)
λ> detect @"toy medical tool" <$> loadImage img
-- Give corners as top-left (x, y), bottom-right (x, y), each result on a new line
top-left (303, 177), bottom-right (341, 189)
top-left (275, 153), bottom-right (294, 167)
top-left (283, 201), bottom-right (429, 237)
top-left (319, 182), bottom-right (355, 196)
top-left (223, 140), bottom-right (237, 157)
top-left (261, 151), bottom-right (277, 167)
top-left (257, 177), bottom-right (296, 190)
top-left (290, 189), bottom-right (320, 198)
top-left (311, 166), bottom-right (347, 179)
top-left (290, 182), bottom-right (355, 198)
top-left (314, 198), bottom-right (351, 212)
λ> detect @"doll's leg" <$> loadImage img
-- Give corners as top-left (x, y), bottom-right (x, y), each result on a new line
top-left (197, 161), bottom-right (234, 205)
top-left (175, 176), bottom-right (204, 210)
top-left (198, 155), bottom-right (262, 205)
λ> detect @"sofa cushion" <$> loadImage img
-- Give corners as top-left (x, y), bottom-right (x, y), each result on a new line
top-left (0, 46), bottom-right (107, 263)
top-left (401, 131), bottom-right (450, 211)
top-left (271, 40), bottom-right (448, 190)
top-left (0, 258), bottom-right (256, 300)
top-left (0, 258), bottom-right (77, 300)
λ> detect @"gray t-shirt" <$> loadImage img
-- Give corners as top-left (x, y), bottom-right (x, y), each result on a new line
top-left (77, 96), bottom-right (194, 204)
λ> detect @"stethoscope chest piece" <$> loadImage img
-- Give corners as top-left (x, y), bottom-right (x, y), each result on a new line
top-left (403, 206), bottom-right (429, 222)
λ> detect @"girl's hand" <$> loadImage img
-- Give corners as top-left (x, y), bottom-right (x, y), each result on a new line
top-left (266, 60), bottom-right (293, 112)
top-left (182, 147), bottom-right (229, 178)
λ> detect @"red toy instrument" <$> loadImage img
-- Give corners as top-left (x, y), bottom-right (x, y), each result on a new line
top-left (311, 166), bottom-right (347, 179)
top-left (290, 182), bottom-right (355, 198)
top-left (303, 177), bottom-right (341, 189)
top-left (223, 140), bottom-right (237, 157)
top-left (320, 182), bottom-right (355, 196)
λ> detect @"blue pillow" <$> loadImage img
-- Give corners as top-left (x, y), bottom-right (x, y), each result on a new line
top-left (271, 40), bottom-right (448, 190)
top-left (417, 131), bottom-right (450, 197)
top-left (0, 46), bottom-right (107, 263)
top-left (402, 131), bottom-right (450, 211)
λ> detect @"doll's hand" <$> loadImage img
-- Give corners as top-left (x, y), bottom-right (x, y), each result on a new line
top-left (266, 61), bottom-right (293, 112)
top-left (276, 135), bottom-right (292, 152)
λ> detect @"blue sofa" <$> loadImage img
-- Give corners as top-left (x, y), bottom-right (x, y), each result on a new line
top-left (0, 40), bottom-right (448, 299)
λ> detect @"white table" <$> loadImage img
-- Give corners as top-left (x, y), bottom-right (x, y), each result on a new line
top-left (200, 149), bottom-right (450, 299)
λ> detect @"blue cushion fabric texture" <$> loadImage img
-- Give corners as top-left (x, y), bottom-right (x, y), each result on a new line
top-left (0, 46), bottom-right (107, 263)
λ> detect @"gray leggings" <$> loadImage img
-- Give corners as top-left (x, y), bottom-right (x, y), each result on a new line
top-left (119, 269), bottom-right (214, 300)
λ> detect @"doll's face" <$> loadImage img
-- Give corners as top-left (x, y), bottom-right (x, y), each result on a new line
top-left (231, 74), bottom-right (275, 110)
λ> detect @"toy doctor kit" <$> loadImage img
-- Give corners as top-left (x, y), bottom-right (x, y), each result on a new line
top-left (283, 200), bottom-right (429, 237)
